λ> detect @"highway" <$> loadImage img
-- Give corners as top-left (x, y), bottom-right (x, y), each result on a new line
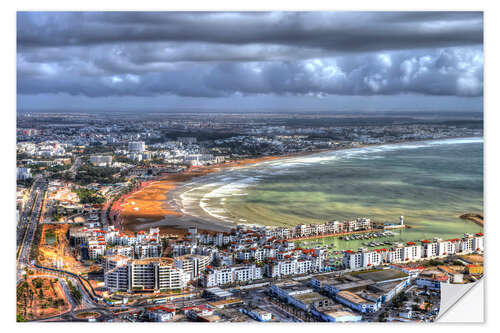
top-left (16, 177), bottom-right (43, 248)
top-left (17, 178), bottom-right (47, 279)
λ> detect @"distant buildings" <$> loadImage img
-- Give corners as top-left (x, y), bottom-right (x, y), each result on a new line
top-left (342, 233), bottom-right (484, 270)
top-left (17, 167), bottom-right (32, 180)
top-left (128, 141), bottom-right (146, 153)
top-left (90, 155), bottom-right (113, 166)
top-left (177, 137), bottom-right (197, 145)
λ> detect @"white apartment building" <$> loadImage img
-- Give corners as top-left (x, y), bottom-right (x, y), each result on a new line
top-left (104, 257), bottom-right (189, 292)
top-left (342, 251), bottom-right (363, 270)
top-left (174, 254), bottom-right (211, 280)
top-left (104, 255), bottom-right (129, 292)
top-left (461, 233), bottom-right (484, 253)
top-left (216, 252), bottom-right (234, 267)
top-left (134, 243), bottom-right (162, 259)
top-left (215, 233), bottom-right (232, 247)
top-left (128, 141), bottom-right (146, 153)
top-left (202, 264), bottom-right (263, 287)
top-left (171, 244), bottom-right (218, 262)
top-left (264, 258), bottom-right (314, 278)
top-left (422, 233), bottom-right (484, 258)
top-left (106, 245), bottom-right (134, 258)
top-left (387, 243), bottom-right (422, 263)
top-left (87, 237), bottom-right (106, 259)
top-left (343, 234), bottom-right (484, 269)
top-left (421, 239), bottom-right (448, 258)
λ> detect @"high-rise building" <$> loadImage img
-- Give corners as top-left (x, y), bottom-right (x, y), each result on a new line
top-left (174, 254), bottom-right (210, 280)
top-left (128, 141), bottom-right (146, 153)
top-left (104, 256), bottom-right (190, 292)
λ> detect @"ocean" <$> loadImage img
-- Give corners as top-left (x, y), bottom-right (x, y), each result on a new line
top-left (175, 137), bottom-right (483, 249)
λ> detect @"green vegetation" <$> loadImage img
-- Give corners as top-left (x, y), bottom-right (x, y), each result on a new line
top-left (33, 278), bottom-right (43, 289)
top-left (52, 211), bottom-right (63, 221)
top-left (17, 281), bottom-right (30, 320)
top-left (45, 230), bottom-right (57, 245)
top-left (47, 164), bottom-right (71, 173)
top-left (377, 312), bottom-right (387, 322)
top-left (30, 221), bottom-right (43, 263)
top-left (16, 314), bottom-right (26, 322)
top-left (75, 164), bottom-right (124, 185)
top-left (161, 238), bottom-right (169, 251)
top-left (66, 280), bottom-right (82, 305)
top-left (391, 292), bottom-right (409, 308)
top-left (349, 268), bottom-right (382, 275)
top-left (83, 144), bottom-right (114, 155)
top-left (114, 156), bottom-right (137, 164)
top-left (17, 177), bottom-right (35, 188)
top-left (423, 259), bottom-right (444, 267)
top-left (73, 188), bottom-right (106, 204)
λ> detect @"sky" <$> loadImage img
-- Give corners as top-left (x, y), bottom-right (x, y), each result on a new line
top-left (16, 11), bottom-right (483, 113)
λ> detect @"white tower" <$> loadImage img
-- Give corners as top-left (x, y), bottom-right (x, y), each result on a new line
top-left (400, 216), bottom-right (404, 226)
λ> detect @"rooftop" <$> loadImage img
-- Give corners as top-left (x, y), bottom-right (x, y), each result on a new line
top-left (324, 310), bottom-right (360, 319)
top-left (350, 268), bottom-right (409, 282)
top-left (277, 284), bottom-right (313, 294)
top-left (132, 257), bottom-right (174, 266)
top-left (293, 291), bottom-right (330, 304)
top-left (205, 287), bottom-right (233, 298)
top-left (334, 279), bottom-right (375, 291)
top-left (336, 291), bottom-right (374, 305)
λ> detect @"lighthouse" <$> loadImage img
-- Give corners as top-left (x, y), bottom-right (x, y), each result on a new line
top-left (400, 216), bottom-right (404, 226)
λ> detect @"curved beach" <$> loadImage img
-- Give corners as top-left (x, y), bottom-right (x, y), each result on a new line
top-left (120, 137), bottom-right (484, 240)
top-left (119, 154), bottom-right (311, 234)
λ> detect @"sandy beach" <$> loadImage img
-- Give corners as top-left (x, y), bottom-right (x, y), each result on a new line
top-left (118, 152), bottom-right (311, 234)
top-left (117, 137), bottom-right (483, 235)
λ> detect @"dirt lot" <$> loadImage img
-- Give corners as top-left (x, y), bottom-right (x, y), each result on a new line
top-left (460, 254), bottom-right (484, 264)
top-left (38, 224), bottom-right (91, 275)
top-left (17, 276), bottom-right (70, 321)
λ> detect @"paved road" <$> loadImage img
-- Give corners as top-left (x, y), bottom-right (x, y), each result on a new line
top-left (16, 177), bottom-right (43, 248)
top-left (16, 178), bottom-right (108, 320)
top-left (17, 178), bottom-right (47, 280)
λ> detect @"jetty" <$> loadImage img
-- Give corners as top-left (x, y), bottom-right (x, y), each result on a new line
top-left (460, 213), bottom-right (484, 227)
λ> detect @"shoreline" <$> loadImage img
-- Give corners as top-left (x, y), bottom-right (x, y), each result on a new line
top-left (118, 150), bottom-right (330, 234)
top-left (117, 136), bottom-right (483, 234)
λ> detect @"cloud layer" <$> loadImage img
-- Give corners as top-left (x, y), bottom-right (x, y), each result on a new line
top-left (17, 12), bottom-right (484, 103)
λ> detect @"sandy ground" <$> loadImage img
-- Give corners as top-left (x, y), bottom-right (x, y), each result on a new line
top-left (460, 254), bottom-right (484, 264)
top-left (118, 154), bottom-right (293, 234)
top-left (38, 224), bottom-right (92, 274)
top-left (17, 276), bottom-right (71, 320)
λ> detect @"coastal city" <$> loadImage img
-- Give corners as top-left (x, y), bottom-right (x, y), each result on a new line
top-left (15, 10), bottom-right (485, 325)
top-left (16, 111), bottom-right (484, 322)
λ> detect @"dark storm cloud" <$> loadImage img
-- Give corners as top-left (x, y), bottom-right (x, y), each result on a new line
top-left (17, 12), bottom-right (483, 100)
top-left (18, 12), bottom-right (482, 52)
